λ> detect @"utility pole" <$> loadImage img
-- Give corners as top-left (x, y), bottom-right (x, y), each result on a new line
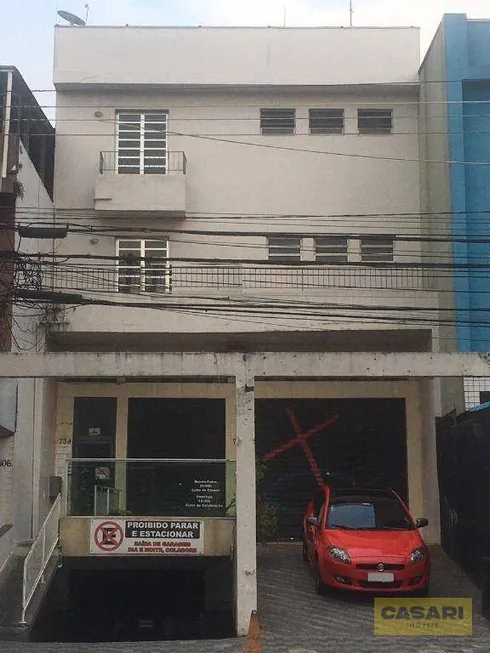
top-left (349, 0), bottom-right (353, 27)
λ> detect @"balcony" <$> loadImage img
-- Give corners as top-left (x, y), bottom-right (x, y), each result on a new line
top-left (41, 262), bottom-right (434, 296)
top-left (60, 458), bottom-right (236, 557)
top-left (94, 150), bottom-right (187, 216)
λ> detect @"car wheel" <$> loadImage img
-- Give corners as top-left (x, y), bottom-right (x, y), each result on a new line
top-left (315, 560), bottom-right (327, 595)
top-left (302, 540), bottom-right (308, 563)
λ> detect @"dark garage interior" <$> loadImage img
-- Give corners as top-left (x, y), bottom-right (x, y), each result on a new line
top-left (255, 398), bottom-right (407, 540)
top-left (30, 557), bottom-right (234, 642)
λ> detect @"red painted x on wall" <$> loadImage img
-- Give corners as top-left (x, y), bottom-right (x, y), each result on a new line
top-left (262, 407), bottom-right (339, 488)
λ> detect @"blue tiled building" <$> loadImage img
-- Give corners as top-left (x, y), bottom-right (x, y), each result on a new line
top-left (420, 14), bottom-right (490, 358)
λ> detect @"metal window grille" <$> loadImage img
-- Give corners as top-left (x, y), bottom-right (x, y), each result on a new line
top-left (309, 109), bottom-right (344, 134)
top-left (267, 236), bottom-right (301, 262)
top-left (360, 236), bottom-right (394, 263)
top-left (116, 111), bottom-right (168, 174)
top-left (260, 108), bottom-right (296, 135)
top-left (117, 239), bottom-right (170, 292)
top-left (315, 236), bottom-right (348, 263)
top-left (358, 109), bottom-right (393, 134)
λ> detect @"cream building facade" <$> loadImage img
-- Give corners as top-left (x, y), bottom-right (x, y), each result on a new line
top-left (1, 25), bottom-right (463, 637)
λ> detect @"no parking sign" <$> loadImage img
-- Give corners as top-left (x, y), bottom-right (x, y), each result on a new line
top-left (89, 518), bottom-right (204, 555)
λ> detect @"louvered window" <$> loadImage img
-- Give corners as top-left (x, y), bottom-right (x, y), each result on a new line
top-left (267, 236), bottom-right (301, 262)
top-left (315, 236), bottom-right (348, 263)
top-left (116, 112), bottom-right (168, 174)
top-left (309, 109), bottom-right (344, 134)
top-left (117, 239), bottom-right (170, 292)
top-left (360, 236), bottom-right (394, 262)
top-left (260, 109), bottom-right (296, 135)
top-left (358, 109), bottom-right (393, 134)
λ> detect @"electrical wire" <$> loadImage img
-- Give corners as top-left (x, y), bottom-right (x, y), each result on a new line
top-left (5, 217), bottom-right (490, 246)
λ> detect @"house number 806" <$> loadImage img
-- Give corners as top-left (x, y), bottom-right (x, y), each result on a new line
top-left (0, 460), bottom-right (12, 467)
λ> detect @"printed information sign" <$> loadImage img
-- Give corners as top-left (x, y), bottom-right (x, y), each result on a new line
top-left (374, 598), bottom-right (472, 636)
top-left (90, 519), bottom-right (204, 555)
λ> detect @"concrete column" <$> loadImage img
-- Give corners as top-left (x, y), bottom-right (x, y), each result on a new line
top-left (234, 371), bottom-right (257, 636)
top-left (33, 379), bottom-right (57, 533)
top-left (405, 382), bottom-right (424, 523)
top-left (12, 379), bottom-right (35, 540)
top-left (31, 377), bottom-right (46, 535)
top-left (419, 378), bottom-right (441, 544)
top-left (0, 436), bottom-right (14, 525)
top-left (115, 392), bottom-right (128, 510)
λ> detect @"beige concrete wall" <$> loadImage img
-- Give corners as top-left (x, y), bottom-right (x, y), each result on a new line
top-left (54, 26), bottom-right (420, 88)
top-left (7, 147), bottom-right (56, 542)
top-left (54, 88), bottom-right (421, 217)
top-left (56, 290), bottom-right (439, 339)
top-left (0, 437), bottom-right (14, 526)
top-left (419, 23), bottom-right (454, 353)
top-left (52, 31), bottom-right (429, 342)
top-left (419, 23), bottom-right (463, 420)
top-left (94, 172), bottom-right (186, 214)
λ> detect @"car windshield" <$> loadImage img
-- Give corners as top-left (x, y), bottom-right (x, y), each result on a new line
top-left (326, 494), bottom-right (414, 530)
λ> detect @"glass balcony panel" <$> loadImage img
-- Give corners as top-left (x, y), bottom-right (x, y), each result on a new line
top-left (66, 459), bottom-right (236, 519)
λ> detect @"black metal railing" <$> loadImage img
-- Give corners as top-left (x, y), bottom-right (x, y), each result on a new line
top-left (37, 262), bottom-right (436, 294)
top-left (99, 150), bottom-right (187, 174)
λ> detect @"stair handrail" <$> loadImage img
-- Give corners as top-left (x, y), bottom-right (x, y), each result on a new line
top-left (21, 494), bottom-right (62, 623)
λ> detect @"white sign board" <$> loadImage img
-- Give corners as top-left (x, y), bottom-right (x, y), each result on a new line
top-left (89, 519), bottom-right (204, 555)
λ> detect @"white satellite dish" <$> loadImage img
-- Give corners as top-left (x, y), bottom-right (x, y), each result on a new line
top-left (57, 10), bottom-right (86, 26)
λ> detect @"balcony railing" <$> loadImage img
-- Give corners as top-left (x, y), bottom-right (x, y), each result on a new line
top-left (65, 459), bottom-right (236, 519)
top-left (99, 150), bottom-right (187, 175)
top-left (36, 263), bottom-right (434, 295)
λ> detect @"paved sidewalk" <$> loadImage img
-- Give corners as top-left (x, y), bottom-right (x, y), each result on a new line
top-left (258, 543), bottom-right (490, 653)
top-left (0, 643), bottom-right (243, 652)
top-left (2, 543), bottom-right (490, 652)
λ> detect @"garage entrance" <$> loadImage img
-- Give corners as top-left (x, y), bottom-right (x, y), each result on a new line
top-left (255, 398), bottom-right (407, 540)
top-left (30, 557), bottom-right (235, 642)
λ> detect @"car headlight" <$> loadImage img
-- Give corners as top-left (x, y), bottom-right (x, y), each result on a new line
top-left (409, 547), bottom-right (427, 565)
top-left (328, 546), bottom-right (351, 565)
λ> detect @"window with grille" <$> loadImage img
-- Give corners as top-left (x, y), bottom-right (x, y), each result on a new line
top-left (358, 109), bottom-right (393, 134)
top-left (315, 236), bottom-right (348, 263)
top-left (360, 236), bottom-right (394, 262)
top-left (260, 109), bottom-right (296, 135)
top-left (116, 111), bottom-right (168, 174)
top-left (309, 109), bottom-right (344, 135)
top-left (267, 236), bottom-right (301, 262)
top-left (117, 239), bottom-right (170, 292)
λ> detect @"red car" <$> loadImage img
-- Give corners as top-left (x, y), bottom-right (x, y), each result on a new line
top-left (302, 485), bottom-right (430, 595)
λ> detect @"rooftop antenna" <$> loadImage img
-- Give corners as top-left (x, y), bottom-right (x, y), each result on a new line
top-left (283, 5), bottom-right (287, 28)
top-left (349, 0), bottom-right (354, 27)
top-left (84, 4), bottom-right (89, 24)
top-left (57, 9), bottom-right (86, 26)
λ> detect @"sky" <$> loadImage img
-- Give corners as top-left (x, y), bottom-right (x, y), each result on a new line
top-left (1, 0), bottom-right (490, 104)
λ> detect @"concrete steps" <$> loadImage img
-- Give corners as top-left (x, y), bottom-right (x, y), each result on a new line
top-left (0, 543), bottom-right (32, 640)
top-left (0, 542), bottom-right (59, 641)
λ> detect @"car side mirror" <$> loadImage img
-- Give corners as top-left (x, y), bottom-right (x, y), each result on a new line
top-left (307, 516), bottom-right (319, 527)
top-left (416, 518), bottom-right (428, 528)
